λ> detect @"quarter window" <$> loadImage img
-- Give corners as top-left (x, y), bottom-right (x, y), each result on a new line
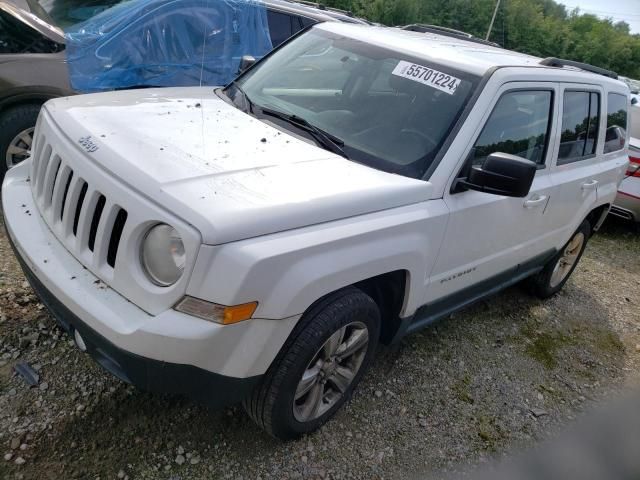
top-left (300, 17), bottom-right (316, 28)
top-left (604, 93), bottom-right (628, 154)
top-left (267, 11), bottom-right (294, 47)
top-left (558, 91), bottom-right (600, 163)
top-left (470, 90), bottom-right (553, 166)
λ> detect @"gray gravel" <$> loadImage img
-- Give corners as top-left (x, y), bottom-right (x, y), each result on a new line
top-left (1, 215), bottom-right (639, 480)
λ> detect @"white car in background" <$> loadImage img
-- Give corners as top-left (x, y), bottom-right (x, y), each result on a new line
top-left (611, 137), bottom-right (640, 222)
top-left (620, 76), bottom-right (640, 106)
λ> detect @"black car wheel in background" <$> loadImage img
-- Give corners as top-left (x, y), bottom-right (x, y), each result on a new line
top-left (0, 103), bottom-right (40, 181)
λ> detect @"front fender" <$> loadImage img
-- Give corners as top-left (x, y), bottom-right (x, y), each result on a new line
top-left (187, 201), bottom-right (448, 320)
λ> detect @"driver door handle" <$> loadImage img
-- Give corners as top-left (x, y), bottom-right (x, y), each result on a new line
top-left (523, 194), bottom-right (548, 209)
top-left (582, 180), bottom-right (598, 191)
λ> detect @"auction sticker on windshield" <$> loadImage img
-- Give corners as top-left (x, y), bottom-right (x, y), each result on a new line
top-left (392, 61), bottom-right (461, 95)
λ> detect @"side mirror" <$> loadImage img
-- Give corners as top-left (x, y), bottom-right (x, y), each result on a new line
top-left (632, 97), bottom-right (638, 105)
top-left (237, 55), bottom-right (256, 74)
top-left (457, 152), bottom-right (537, 197)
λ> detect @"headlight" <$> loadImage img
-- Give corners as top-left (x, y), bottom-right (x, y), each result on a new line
top-left (141, 224), bottom-right (185, 286)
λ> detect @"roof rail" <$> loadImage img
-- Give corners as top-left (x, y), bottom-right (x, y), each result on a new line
top-left (401, 24), bottom-right (501, 48)
top-left (539, 57), bottom-right (618, 80)
top-left (293, 0), bottom-right (354, 17)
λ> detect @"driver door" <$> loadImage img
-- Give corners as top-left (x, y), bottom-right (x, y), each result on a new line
top-left (425, 82), bottom-right (561, 305)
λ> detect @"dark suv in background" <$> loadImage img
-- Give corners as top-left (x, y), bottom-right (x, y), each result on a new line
top-left (0, 0), bottom-right (369, 181)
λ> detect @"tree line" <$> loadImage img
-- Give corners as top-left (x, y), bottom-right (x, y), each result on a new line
top-left (324, 0), bottom-right (640, 79)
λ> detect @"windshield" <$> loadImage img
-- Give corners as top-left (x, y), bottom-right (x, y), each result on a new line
top-left (228, 27), bottom-right (480, 179)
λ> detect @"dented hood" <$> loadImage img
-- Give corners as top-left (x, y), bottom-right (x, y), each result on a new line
top-left (44, 87), bottom-right (432, 244)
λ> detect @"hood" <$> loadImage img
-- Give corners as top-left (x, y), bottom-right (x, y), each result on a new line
top-left (44, 87), bottom-right (432, 244)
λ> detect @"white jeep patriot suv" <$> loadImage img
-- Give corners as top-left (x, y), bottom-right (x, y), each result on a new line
top-left (2, 23), bottom-right (630, 439)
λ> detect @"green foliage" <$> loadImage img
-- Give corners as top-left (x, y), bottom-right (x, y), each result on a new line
top-left (608, 110), bottom-right (627, 129)
top-left (324, 0), bottom-right (640, 78)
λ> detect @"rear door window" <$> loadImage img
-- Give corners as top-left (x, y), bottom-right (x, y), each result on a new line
top-left (604, 92), bottom-right (628, 153)
top-left (558, 91), bottom-right (600, 164)
top-left (470, 90), bottom-right (553, 167)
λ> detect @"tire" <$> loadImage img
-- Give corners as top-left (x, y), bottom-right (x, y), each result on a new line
top-left (529, 220), bottom-right (590, 299)
top-left (244, 287), bottom-right (380, 440)
top-left (0, 104), bottom-right (41, 182)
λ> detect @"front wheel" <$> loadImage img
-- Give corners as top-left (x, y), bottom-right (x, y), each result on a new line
top-left (529, 220), bottom-right (590, 298)
top-left (244, 287), bottom-right (380, 440)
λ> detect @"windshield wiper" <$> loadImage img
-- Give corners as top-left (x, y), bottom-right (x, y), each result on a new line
top-left (259, 106), bottom-right (347, 158)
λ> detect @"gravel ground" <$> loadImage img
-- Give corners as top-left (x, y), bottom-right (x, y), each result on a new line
top-left (1, 215), bottom-right (639, 480)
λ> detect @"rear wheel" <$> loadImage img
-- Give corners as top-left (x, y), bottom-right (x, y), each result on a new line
top-left (0, 104), bottom-right (41, 182)
top-left (244, 287), bottom-right (380, 440)
top-left (529, 220), bottom-right (590, 298)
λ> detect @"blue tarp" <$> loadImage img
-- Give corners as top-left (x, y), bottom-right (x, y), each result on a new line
top-left (65, 0), bottom-right (273, 92)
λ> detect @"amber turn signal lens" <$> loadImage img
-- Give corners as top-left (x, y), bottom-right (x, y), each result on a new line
top-left (175, 296), bottom-right (257, 324)
top-left (222, 302), bottom-right (258, 325)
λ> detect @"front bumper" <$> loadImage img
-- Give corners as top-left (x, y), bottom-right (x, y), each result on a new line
top-left (2, 161), bottom-right (299, 406)
top-left (10, 236), bottom-right (260, 407)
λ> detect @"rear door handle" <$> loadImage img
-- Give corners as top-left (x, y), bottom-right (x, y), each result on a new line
top-left (523, 195), bottom-right (548, 208)
top-left (582, 180), bottom-right (598, 191)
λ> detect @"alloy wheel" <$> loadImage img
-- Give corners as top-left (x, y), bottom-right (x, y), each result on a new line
top-left (6, 127), bottom-right (34, 170)
top-left (549, 232), bottom-right (585, 288)
top-left (293, 321), bottom-right (369, 422)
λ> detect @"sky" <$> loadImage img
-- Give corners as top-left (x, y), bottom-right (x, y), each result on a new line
top-left (558, 0), bottom-right (640, 34)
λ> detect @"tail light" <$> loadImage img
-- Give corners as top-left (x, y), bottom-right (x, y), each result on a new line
top-left (627, 155), bottom-right (640, 177)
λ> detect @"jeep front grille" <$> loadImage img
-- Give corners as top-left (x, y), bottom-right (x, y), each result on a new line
top-left (30, 135), bottom-right (129, 273)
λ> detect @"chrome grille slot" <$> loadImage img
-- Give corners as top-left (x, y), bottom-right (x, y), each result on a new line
top-left (31, 134), bottom-right (46, 183)
top-left (72, 181), bottom-right (88, 236)
top-left (59, 170), bottom-right (74, 221)
top-left (107, 209), bottom-right (128, 268)
top-left (35, 144), bottom-right (52, 197)
top-left (49, 162), bottom-right (68, 215)
top-left (42, 155), bottom-right (61, 209)
top-left (88, 194), bottom-right (106, 252)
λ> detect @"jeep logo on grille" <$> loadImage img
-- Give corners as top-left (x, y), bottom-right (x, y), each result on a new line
top-left (78, 136), bottom-right (99, 153)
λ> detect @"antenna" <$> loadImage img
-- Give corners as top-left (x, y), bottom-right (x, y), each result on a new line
top-left (199, 0), bottom-right (209, 87)
top-left (486, 0), bottom-right (501, 41)
top-left (199, 0), bottom-right (211, 161)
